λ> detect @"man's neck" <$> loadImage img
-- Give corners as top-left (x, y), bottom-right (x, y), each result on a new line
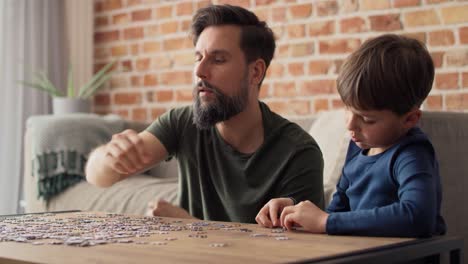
top-left (215, 101), bottom-right (264, 154)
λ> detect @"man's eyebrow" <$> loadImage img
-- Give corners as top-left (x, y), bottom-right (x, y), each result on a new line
top-left (194, 49), bottom-right (231, 56)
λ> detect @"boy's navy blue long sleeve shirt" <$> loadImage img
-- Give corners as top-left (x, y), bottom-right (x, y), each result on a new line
top-left (326, 127), bottom-right (446, 237)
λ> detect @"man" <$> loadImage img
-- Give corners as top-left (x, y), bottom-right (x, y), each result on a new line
top-left (86, 4), bottom-right (324, 223)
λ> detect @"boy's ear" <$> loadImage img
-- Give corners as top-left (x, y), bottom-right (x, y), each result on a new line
top-left (403, 108), bottom-right (422, 129)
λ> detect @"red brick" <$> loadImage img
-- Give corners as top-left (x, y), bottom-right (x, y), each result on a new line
top-left (464, 72), bottom-right (468, 88)
top-left (127, 0), bottom-right (142, 6)
top-left (101, 0), bottom-right (122, 11)
top-left (112, 13), bottom-right (129, 25)
top-left (151, 108), bottom-right (167, 119)
top-left (94, 31), bottom-right (119, 43)
top-left (289, 4), bottom-right (313, 19)
top-left (446, 93), bottom-right (468, 110)
top-left (266, 63), bottom-right (285, 78)
top-left (155, 5), bottom-right (173, 19)
top-left (142, 41), bottom-right (161, 53)
top-left (114, 109), bottom-right (129, 119)
top-left (435, 73), bottom-right (459, 90)
top-left (431, 52), bottom-right (444, 68)
top-left (94, 47), bottom-right (110, 60)
top-left (259, 84), bottom-right (270, 99)
top-left (300, 80), bottom-right (336, 95)
top-left (361, 0), bottom-right (390, 10)
top-left (460, 27), bottom-right (468, 44)
top-left (144, 74), bottom-right (158, 86)
top-left (440, 5), bottom-right (468, 24)
top-left (331, 98), bottom-right (344, 109)
top-left (136, 58), bottom-right (151, 71)
top-left (404, 9), bottom-right (440, 27)
top-left (446, 50), bottom-right (468, 67)
top-left (313, 98), bottom-right (329, 113)
top-left (370, 14), bottom-right (401, 31)
top-left (254, 8), bottom-right (269, 22)
top-left (309, 21), bottom-right (335, 36)
top-left (131, 9), bottom-right (152, 21)
top-left (309, 60), bottom-right (333, 75)
top-left (131, 44), bottom-right (139, 55)
top-left (111, 45), bottom-right (128, 56)
top-left (161, 71), bottom-right (193, 85)
top-left (256, 0), bottom-right (275, 5)
top-left (287, 24), bottom-right (306, 38)
top-left (290, 43), bottom-right (314, 57)
top-left (132, 108), bottom-right (148, 122)
top-left (317, 1), bottom-right (338, 16)
top-left (163, 38), bottom-right (192, 51)
top-left (180, 19), bottom-right (192, 31)
top-left (152, 55), bottom-right (173, 69)
top-left (266, 101), bottom-right (288, 115)
top-left (277, 44), bottom-right (289, 58)
top-left (121, 60), bottom-right (132, 72)
top-left (288, 62), bottom-right (305, 76)
top-left (123, 27), bottom-right (144, 40)
top-left (217, 0), bottom-right (250, 8)
top-left (341, 0), bottom-right (358, 13)
top-left (340, 17), bottom-right (366, 33)
top-left (176, 2), bottom-right (193, 16)
top-left (175, 89), bottom-right (193, 102)
top-left (174, 52), bottom-right (195, 66)
top-left (146, 25), bottom-right (159, 37)
top-left (95, 16), bottom-right (108, 27)
top-left (394, 0), bottom-right (420, 7)
top-left (160, 21), bottom-right (179, 34)
top-left (423, 94), bottom-right (442, 110)
top-left (402, 32), bottom-right (426, 44)
top-left (427, 0), bottom-right (448, 3)
top-left (290, 100), bottom-right (311, 115)
top-left (319, 39), bottom-right (361, 54)
top-left (272, 7), bottom-right (286, 22)
top-left (109, 76), bottom-right (128, 89)
top-left (156, 90), bottom-right (174, 102)
top-left (114, 92), bottom-right (142, 105)
top-left (131, 76), bottom-right (141, 86)
top-left (94, 94), bottom-right (111, 106)
top-left (272, 82), bottom-right (296, 97)
top-left (196, 1), bottom-right (212, 9)
top-left (429, 30), bottom-right (455, 46)
top-left (95, 2), bottom-right (103, 13)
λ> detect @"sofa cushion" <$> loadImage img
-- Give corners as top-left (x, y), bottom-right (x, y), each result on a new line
top-left (308, 110), bottom-right (349, 206)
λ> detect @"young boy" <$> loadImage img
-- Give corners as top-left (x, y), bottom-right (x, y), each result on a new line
top-left (256, 34), bottom-right (446, 237)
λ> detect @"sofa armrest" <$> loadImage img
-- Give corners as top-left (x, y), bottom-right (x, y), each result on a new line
top-left (23, 124), bottom-right (47, 213)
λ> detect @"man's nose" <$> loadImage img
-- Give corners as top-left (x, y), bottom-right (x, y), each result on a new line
top-left (194, 59), bottom-right (209, 80)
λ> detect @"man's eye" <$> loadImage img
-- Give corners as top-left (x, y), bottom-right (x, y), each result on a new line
top-left (213, 57), bottom-right (225, 63)
top-left (195, 56), bottom-right (202, 62)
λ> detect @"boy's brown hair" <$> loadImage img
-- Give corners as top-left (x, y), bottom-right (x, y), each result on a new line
top-left (337, 34), bottom-right (434, 115)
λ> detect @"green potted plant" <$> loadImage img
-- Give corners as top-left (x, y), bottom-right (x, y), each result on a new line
top-left (19, 61), bottom-right (115, 114)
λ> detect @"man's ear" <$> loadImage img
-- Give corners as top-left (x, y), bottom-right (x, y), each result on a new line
top-left (403, 108), bottom-right (422, 129)
top-left (249, 59), bottom-right (266, 87)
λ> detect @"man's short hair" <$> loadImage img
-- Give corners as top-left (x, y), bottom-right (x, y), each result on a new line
top-left (337, 34), bottom-right (434, 115)
top-left (191, 4), bottom-right (276, 70)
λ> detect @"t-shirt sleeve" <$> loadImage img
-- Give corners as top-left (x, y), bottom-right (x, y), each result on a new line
top-left (145, 107), bottom-right (190, 157)
top-left (326, 142), bottom-right (440, 237)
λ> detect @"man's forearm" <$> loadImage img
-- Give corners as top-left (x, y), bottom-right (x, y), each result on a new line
top-left (85, 145), bottom-right (123, 187)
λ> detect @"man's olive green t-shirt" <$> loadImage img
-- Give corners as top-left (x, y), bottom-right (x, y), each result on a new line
top-left (146, 102), bottom-right (324, 223)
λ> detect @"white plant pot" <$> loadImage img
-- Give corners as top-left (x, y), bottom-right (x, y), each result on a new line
top-left (52, 97), bottom-right (91, 115)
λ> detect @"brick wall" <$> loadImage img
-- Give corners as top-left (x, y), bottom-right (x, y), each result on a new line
top-left (94, 0), bottom-right (468, 122)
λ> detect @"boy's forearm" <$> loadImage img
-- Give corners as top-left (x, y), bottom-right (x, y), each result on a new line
top-left (85, 145), bottom-right (123, 187)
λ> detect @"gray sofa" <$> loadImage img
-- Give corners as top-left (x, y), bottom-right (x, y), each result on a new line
top-left (24, 110), bottom-right (468, 261)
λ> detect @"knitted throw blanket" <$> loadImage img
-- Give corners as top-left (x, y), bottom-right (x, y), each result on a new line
top-left (27, 113), bottom-right (126, 201)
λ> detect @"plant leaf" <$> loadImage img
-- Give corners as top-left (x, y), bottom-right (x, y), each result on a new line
top-left (37, 71), bottom-right (62, 96)
top-left (17, 81), bottom-right (61, 96)
top-left (78, 60), bottom-right (115, 98)
top-left (81, 74), bottom-right (112, 99)
top-left (67, 65), bottom-right (74, 98)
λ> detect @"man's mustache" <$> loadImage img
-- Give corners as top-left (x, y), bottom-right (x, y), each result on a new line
top-left (195, 81), bottom-right (223, 96)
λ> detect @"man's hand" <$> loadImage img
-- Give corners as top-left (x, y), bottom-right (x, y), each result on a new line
top-left (146, 199), bottom-right (194, 219)
top-left (280, 200), bottom-right (329, 233)
top-left (103, 129), bottom-right (152, 175)
top-left (255, 198), bottom-right (294, 228)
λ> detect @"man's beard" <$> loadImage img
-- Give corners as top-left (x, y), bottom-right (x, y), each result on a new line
top-left (192, 77), bottom-right (249, 130)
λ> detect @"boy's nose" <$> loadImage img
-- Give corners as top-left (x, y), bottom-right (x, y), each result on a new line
top-left (346, 112), bottom-right (359, 131)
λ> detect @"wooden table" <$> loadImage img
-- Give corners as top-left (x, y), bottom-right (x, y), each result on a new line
top-left (0, 212), bottom-right (462, 264)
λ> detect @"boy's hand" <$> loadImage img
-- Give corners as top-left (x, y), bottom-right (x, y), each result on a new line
top-left (146, 199), bottom-right (194, 219)
top-left (103, 129), bottom-right (151, 175)
top-left (280, 200), bottom-right (329, 233)
top-left (256, 198), bottom-right (295, 228)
